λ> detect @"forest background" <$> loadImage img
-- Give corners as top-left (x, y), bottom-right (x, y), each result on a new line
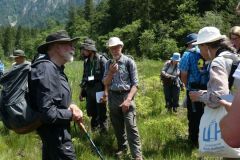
top-left (0, 0), bottom-right (239, 61)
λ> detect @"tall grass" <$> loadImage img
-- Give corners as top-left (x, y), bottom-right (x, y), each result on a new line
top-left (0, 60), bottom-right (223, 160)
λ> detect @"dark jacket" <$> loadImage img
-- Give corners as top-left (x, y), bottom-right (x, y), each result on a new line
top-left (29, 56), bottom-right (72, 133)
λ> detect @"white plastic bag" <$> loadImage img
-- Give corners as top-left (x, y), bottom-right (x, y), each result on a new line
top-left (199, 106), bottom-right (240, 158)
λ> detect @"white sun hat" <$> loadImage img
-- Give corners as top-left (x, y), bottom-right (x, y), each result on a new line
top-left (192, 26), bottom-right (226, 45)
top-left (106, 37), bottom-right (124, 47)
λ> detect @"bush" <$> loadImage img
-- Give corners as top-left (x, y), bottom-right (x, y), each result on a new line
top-left (158, 38), bottom-right (179, 60)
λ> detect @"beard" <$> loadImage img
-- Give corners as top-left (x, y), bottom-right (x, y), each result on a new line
top-left (112, 53), bottom-right (121, 60)
top-left (64, 51), bottom-right (74, 63)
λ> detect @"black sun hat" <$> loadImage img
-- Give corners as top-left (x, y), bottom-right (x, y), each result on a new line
top-left (37, 30), bottom-right (80, 53)
top-left (80, 38), bottom-right (97, 52)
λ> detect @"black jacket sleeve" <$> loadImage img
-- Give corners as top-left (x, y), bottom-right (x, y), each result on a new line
top-left (30, 62), bottom-right (72, 125)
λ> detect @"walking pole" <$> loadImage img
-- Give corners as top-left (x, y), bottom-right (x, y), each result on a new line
top-left (78, 122), bottom-right (105, 160)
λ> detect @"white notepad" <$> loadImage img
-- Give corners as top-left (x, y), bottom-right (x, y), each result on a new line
top-left (96, 91), bottom-right (104, 103)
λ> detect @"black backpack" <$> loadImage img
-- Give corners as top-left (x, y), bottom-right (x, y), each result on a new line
top-left (0, 60), bottom-right (50, 134)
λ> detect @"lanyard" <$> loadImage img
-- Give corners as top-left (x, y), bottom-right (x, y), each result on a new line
top-left (90, 60), bottom-right (95, 76)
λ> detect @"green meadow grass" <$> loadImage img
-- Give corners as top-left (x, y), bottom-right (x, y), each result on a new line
top-left (0, 60), bottom-right (223, 160)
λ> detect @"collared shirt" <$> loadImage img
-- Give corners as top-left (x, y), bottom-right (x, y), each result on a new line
top-left (179, 47), bottom-right (206, 89)
top-left (103, 54), bottom-right (138, 91)
top-left (29, 55), bottom-right (72, 126)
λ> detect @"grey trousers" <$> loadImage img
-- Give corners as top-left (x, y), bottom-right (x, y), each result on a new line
top-left (108, 91), bottom-right (142, 158)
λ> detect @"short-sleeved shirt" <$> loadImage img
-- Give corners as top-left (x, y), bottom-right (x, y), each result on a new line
top-left (103, 54), bottom-right (138, 91)
top-left (179, 47), bottom-right (207, 89)
top-left (29, 55), bottom-right (72, 127)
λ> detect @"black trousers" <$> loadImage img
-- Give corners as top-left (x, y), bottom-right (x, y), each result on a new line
top-left (163, 84), bottom-right (180, 109)
top-left (186, 89), bottom-right (204, 146)
top-left (86, 83), bottom-right (108, 130)
top-left (38, 126), bottom-right (76, 160)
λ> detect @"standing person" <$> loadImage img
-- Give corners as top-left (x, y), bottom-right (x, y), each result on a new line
top-left (229, 26), bottom-right (240, 54)
top-left (160, 52), bottom-right (182, 112)
top-left (103, 37), bottom-right (143, 160)
top-left (0, 59), bottom-right (4, 77)
top-left (189, 26), bottom-right (239, 159)
top-left (29, 30), bottom-right (83, 160)
top-left (179, 33), bottom-right (208, 147)
top-left (79, 38), bottom-right (108, 133)
top-left (10, 49), bottom-right (31, 67)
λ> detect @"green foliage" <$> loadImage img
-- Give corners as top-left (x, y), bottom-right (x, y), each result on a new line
top-left (84, 0), bottom-right (94, 21)
top-left (201, 11), bottom-right (231, 34)
top-left (158, 38), bottom-right (179, 60)
top-left (139, 29), bottom-right (155, 58)
top-left (98, 20), bottom-right (141, 55)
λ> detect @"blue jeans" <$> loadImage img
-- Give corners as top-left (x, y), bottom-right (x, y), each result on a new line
top-left (163, 85), bottom-right (180, 109)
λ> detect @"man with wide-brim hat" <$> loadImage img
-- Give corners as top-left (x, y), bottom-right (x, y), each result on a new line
top-left (29, 30), bottom-right (83, 160)
top-left (10, 49), bottom-right (30, 67)
top-left (37, 30), bottom-right (80, 54)
top-left (79, 38), bottom-right (108, 133)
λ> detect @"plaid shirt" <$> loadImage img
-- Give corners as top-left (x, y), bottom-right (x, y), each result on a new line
top-left (179, 47), bottom-right (203, 89)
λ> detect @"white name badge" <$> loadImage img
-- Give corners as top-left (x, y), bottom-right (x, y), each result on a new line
top-left (88, 76), bottom-right (95, 81)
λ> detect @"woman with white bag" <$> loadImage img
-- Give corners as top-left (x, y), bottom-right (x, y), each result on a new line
top-left (189, 26), bottom-right (240, 159)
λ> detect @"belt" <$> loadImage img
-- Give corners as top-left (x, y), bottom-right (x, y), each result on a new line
top-left (110, 90), bottom-right (130, 94)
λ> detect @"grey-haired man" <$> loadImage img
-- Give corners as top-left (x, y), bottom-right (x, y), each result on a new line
top-left (103, 37), bottom-right (143, 160)
top-left (29, 30), bottom-right (83, 160)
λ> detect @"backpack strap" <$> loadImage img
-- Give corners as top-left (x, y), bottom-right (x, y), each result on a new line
top-left (164, 61), bottom-right (177, 75)
top-left (229, 60), bottom-right (240, 89)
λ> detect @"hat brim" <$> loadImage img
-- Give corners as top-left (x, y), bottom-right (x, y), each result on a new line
top-left (107, 41), bottom-right (124, 48)
top-left (37, 37), bottom-right (80, 53)
top-left (186, 39), bottom-right (197, 45)
top-left (82, 45), bottom-right (97, 52)
top-left (170, 58), bottom-right (181, 62)
top-left (10, 55), bottom-right (26, 58)
top-left (192, 35), bottom-right (226, 45)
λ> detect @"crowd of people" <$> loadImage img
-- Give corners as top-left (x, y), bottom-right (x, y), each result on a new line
top-left (161, 25), bottom-right (240, 159)
top-left (1, 24), bottom-right (240, 159)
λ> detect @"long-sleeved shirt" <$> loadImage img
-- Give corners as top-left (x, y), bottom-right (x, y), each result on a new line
top-left (198, 51), bottom-right (238, 108)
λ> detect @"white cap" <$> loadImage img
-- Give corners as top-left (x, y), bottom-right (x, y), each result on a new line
top-left (106, 37), bottom-right (124, 47)
top-left (192, 26), bottom-right (226, 45)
